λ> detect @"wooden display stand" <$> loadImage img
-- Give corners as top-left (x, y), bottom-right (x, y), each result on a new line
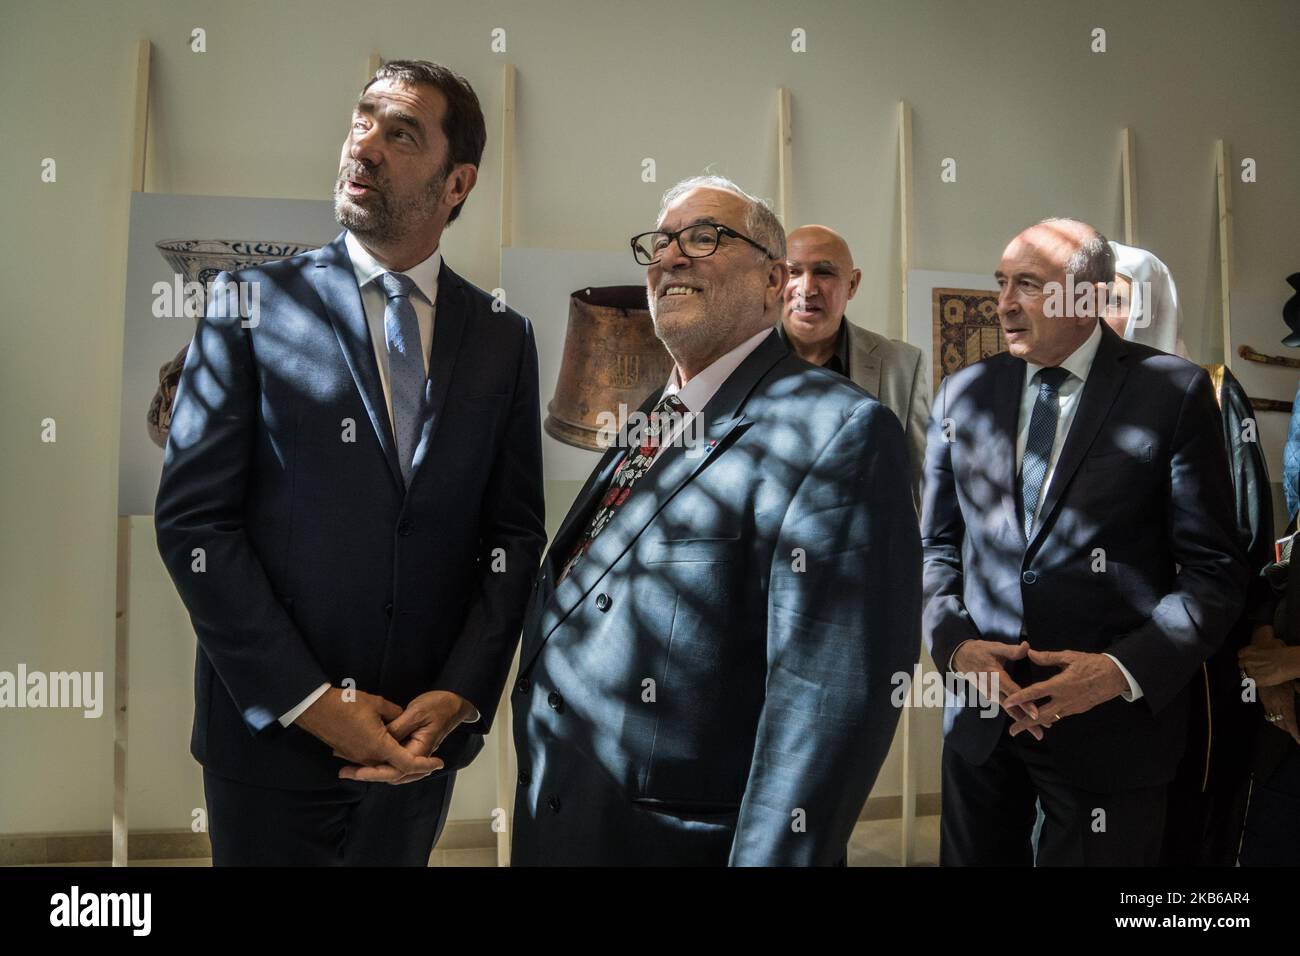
top-left (496, 61), bottom-right (518, 867)
top-left (112, 38), bottom-right (153, 868)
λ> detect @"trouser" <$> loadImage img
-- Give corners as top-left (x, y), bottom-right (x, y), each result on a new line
top-left (1239, 747), bottom-right (1300, 866)
top-left (940, 732), bottom-right (1166, 866)
top-left (202, 766), bottom-right (455, 866)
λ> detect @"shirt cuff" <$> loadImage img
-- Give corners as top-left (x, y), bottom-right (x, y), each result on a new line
top-left (279, 682), bottom-right (331, 727)
top-left (1103, 653), bottom-right (1143, 702)
top-left (948, 640), bottom-right (970, 673)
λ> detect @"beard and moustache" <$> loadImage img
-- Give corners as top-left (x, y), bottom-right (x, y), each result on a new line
top-left (648, 268), bottom-right (769, 366)
top-left (333, 158), bottom-right (450, 243)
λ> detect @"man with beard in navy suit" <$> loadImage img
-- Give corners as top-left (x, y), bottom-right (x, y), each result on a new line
top-left (156, 60), bottom-right (545, 865)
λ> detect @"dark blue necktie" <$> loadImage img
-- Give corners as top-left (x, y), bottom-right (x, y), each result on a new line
top-left (1020, 366), bottom-right (1070, 540)
top-left (380, 271), bottom-right (425, 485)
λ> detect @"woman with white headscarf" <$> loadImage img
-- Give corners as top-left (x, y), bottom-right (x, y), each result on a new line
top-left (1106, 242), bottom-right (1280, 863)
top-left (1104, 241), bottom-right (1188, 357)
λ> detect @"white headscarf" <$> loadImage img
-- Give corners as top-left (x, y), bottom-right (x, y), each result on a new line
top-left (1108, 241), bottom-right (1188, 358)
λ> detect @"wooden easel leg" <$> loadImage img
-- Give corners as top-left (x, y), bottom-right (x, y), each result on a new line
top-left (777, 88), bottom-right (794, 226)
top-left (496, 62), bottom-right (518, 867)
top-left (1215, 139), bottom-right (1235, 368)
top-left (1121, 128), bottom-right (1138, 246)
top-left (112, 517), bottom-right (131, 867)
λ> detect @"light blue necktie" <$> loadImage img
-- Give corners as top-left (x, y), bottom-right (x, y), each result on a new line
top-left (379, 271), bottom-right (425, 485)
top-left (1019, 366), bottom-right (1070, 541)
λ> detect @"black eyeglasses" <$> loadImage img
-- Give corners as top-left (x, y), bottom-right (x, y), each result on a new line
top-left (630, 222), bottom-right (776, 265)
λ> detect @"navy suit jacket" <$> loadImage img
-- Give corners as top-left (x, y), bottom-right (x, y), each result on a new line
top-left (155, 232), bottom-right (546, 789)
top-left (511, 330), bottom-right (921, 865)
top-left (922, 321), bottom-right (1248, 791)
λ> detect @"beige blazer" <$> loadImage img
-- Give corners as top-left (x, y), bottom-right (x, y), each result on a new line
top-left (844, 319), bottom-right (929, 512)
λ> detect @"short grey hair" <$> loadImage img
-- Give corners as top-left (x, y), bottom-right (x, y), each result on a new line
top-left (657, 174), bottom-right (786, 260)
top-left (1038, 217), bottom-right (1115, 285)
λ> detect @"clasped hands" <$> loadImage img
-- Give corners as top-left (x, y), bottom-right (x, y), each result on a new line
top-left (295, 687), bottom-right (477, 785)
top-left (952, 640), bottom-right (1129, 740)
top-left (1238, 625), bottom-right (1300, 744)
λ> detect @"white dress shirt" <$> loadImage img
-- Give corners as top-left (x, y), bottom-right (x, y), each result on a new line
top-left (346, 230), bottom-right (441, 428)
top-left (950, 321), bottom-right (1144, 702)
top-left (647, 326), bottom-right (772, 466)
top-left (278, 232), bottom-right (448, 728)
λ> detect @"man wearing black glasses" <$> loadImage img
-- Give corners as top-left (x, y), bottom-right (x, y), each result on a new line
top-left (511, 175), bottom-right (921, 865)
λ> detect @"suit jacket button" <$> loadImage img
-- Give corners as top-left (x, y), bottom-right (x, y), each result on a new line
top-left (547, 795), bottom-right (561, 813)
top-left (397, 519), bottom-right (413, 536)
top-left (1021, 570), bottom-right (1038, 585)
top-left (516, 677), bottom-right (531, 695)
top-left (517, 769), bottom-right (530, 787)
top-left (384, 603), bottom-right (393, 618)
top-left (595, 593), bottom-right (611, 611)
top-left (548, 691), bottom-right (564, 712)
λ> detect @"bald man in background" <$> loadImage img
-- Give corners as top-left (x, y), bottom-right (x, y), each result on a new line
top-left (780, 225), bottom-right (929, 509)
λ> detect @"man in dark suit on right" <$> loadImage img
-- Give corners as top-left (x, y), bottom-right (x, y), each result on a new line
top-left (923, 218), bottom-right (1248, 865)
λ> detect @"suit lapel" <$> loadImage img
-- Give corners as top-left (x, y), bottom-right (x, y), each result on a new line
top-left (545, 402), bottom-right (653, 575)
top-left (310, 233), bottom-right (404, 491)
top-left (520, 399), bottom-right (648, 664)
top-left (993, 357), bottom-right (1027, 542)
top-left (847, 322), bottom-right (882, 399)
top-left (1029, 323), bottom-right (1129, 547)
top-left (525, 330), bottom-right (787, 666)
top-left (408, 261), bottom-right (468, 484)
top-left (528, 415), bottom-right (754, 669)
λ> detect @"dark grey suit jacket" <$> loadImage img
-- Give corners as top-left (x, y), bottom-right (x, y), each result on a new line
top-left (511, 330), bottom-right (921, 865)
top-left (922, 321), bottom-right (1248, 791)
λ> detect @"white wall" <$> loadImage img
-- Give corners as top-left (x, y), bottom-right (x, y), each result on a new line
top-left (2, 0), bottom-right (1297, 834)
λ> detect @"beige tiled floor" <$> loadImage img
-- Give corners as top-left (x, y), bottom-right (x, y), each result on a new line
top-left (34, 858), bottom-right (210, 867)
top-left (848, 814), bottom-right (940, 866)
top-left (36, 848), bottom-right (498, 867)
top-left (431, 847), bottom-right (498, 866)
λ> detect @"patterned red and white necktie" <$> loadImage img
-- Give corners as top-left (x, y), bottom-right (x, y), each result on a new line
top-left (557, 392), bottom-right (690, 582)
